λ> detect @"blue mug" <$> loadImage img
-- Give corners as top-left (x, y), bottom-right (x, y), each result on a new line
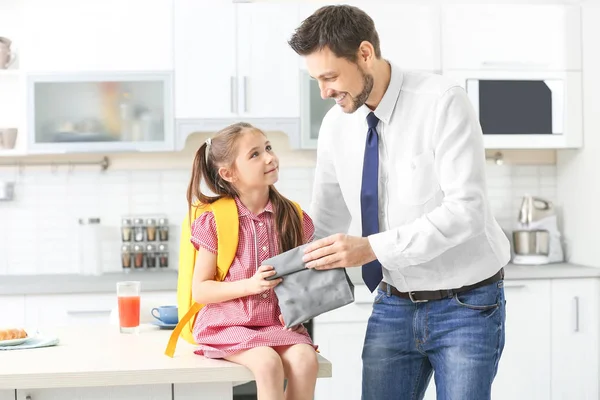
top-left (151, 305), bottom-right (178, 325)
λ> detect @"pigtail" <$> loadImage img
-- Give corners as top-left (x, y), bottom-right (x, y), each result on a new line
top-left (269, 186), bottom-right (304, 253)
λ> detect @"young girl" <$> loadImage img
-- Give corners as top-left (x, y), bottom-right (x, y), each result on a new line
top-left (186, 122), bottom-right (318, 400)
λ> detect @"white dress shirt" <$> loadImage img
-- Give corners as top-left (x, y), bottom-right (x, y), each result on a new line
top-left (310, 63), bottom-right (511, 292)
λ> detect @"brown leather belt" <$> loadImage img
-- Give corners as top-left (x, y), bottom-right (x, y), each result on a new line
top-left (379, 268), bottom-right (505, 303)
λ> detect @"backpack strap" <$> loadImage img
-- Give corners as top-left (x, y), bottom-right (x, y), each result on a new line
top-left (165, 197), bottom-right (238, 358)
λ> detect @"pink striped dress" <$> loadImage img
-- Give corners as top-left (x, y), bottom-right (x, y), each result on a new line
top-left (190, 196), bottom-right (317, 358)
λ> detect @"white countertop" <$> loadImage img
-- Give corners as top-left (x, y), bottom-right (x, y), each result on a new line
top-left (1, 263), bottom-right (598, 296)
top-left (0, 270), bottom-right (178, 295)
top-left (0, 324), bottom-right (332, 390)
top-left (504, 262), bottom-right (600, 280)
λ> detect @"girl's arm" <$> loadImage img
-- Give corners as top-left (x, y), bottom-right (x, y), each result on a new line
top-left (191, 247), bottom-right (282, 304)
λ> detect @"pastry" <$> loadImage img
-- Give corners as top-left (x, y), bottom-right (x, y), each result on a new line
top-left (0, 328), bottom-right (27, 341)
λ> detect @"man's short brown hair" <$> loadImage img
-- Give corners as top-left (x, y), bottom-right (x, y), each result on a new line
top-left (288, 5), bottom-right (381, 63)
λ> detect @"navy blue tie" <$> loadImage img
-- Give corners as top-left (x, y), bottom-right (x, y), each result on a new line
top-left (361, 112), bottom-right (383, 292)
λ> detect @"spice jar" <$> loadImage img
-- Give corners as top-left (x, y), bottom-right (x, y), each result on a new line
top-left (146, 218), bottom-right (157, 241)
top-left (121, 218), bottom-right (132, 242)
top-left (133, 243), bottom-right (145, 269)
top-left (158, 218), bottom-right (169, 241)
top-left (133, 218), bottom-right (145, 242)
top-left (121, 244), bottom-right (132, 270)
top-left (158, 243), bottom-right (169, 268)
top-left (145, 244), bottom-right (157, 268)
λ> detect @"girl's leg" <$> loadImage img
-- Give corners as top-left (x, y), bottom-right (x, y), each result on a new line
top-left (274, 344), bottom-right (318, 400)
top-left (225, 346), bottom-right (285, 400)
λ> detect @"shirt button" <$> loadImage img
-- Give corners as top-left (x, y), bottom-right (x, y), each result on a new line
top-left (262, 246), bottom-right (267, 251)
top-left (261, 293), bottom-right (268, 298)
top-left (258, 222), bottom-right (264, 227)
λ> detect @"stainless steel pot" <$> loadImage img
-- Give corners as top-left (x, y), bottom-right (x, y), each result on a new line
top-left (512, 230), bottom-right (550, 255)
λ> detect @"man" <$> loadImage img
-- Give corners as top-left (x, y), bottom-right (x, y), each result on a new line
top-left (288, 5), bottom-right (511, 400)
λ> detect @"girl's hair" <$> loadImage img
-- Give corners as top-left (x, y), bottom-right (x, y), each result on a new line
top-left (186, 122), bottom-right (304, 253)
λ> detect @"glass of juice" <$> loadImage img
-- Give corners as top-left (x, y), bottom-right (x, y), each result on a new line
top-left (117, 281), bottom-right (141, 334)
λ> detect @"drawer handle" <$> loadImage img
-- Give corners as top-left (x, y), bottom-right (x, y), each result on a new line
top-left (573, 296), bottom-right (580, 333)
top-left (66, 310), bottom-right (111, 316)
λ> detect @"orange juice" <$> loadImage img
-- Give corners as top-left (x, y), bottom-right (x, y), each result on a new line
top-left (118, 295), bottom-right (140, 328)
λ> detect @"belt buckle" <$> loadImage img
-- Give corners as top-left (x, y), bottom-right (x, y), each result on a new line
top-left (408, 291), bottom-right (428, 303)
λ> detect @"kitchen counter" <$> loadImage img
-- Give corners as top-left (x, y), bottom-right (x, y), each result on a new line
top-left (504, 262), bottom-right (600, 280)
top-left (1, 263), bottom-right (599, 296)
top-left (0, 269), bottom-right (178, 295)
top-left (344, 262), bottom-right (600, 286)
top-left (0, 324), bottom-right (332, 398)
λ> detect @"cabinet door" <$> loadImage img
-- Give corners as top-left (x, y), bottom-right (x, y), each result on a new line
top-left (492, 280), bottom-right (552, 400)
top-left (442, 4), bottom-right (581, 71)
top-left (0, 391), bottom-right (14, 400)
top-left (313, 285), bottom-right (375, 400)
top-left (236, 3), bottom-right (301, 118)
top-left (350, 2), bottom-right (441, 71)
top-left (25, 293), bottom-right (116, 328)
top-left (26, 291), bottom-right (177, 328)
top-left (174, 0), bottom-right (237, 119)
top-left (0, 295), bottom-right (26, 327)
top-left (551, 278), bottom-right (600, 400)
top-left (22, 0), bottom-right (173, 72)
top-left (17, 385), bottom-right (171, 400)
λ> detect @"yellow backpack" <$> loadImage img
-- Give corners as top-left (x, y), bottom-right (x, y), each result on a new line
top-left (164, 196), bottom-right (302, 358)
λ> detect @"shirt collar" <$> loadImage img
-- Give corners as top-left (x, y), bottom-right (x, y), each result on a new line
top-left (357, 61), bottom-right (404, 125)
top-left (235, 196), bottom-right (274, 219)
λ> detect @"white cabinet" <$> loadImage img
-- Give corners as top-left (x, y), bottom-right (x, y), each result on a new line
top-left (0, 391), bottom-right (13, 400)
top-left (349, 2), bottom-right (441, 72)
top-left (17, 385), bottom-right (172, 400)
top-left (174, 1), bottom-right (300, 120)
top-left (491, 280), bottom-right (552, 400)
top-left (174, 1), bottom-right (236, 120)
top-left (0, 295), bottom-right (26, 327)
top-left (24, 291), bottom-right (176, 328)
top-left (25, 293), bottom-right (117, 328)
top-left (313, 285), bottom-right (374, 400)
top-left (21, 0), bottom-right (173, 72)
top-left (442, 4), bottom-right (581, 71)
top-left (551, 278), bottom-right (600, 400)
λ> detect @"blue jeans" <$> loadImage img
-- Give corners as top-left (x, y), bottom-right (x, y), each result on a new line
top-left (362, 280), bottom-right (505, 400)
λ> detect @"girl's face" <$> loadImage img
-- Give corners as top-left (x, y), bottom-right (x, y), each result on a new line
top-left (220, 129), bottom-right (279, 191)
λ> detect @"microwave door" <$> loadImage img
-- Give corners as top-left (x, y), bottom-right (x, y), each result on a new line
top-left (466, 79), bottom-right (564, 135)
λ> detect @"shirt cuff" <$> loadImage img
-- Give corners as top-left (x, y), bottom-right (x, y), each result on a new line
top-left (368, 231), bottom-right (410, 270)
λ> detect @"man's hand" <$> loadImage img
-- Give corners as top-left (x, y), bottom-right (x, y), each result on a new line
top-left (302, 234), bottom-right (377, 270)
top-left (279, 315), bottom-right (307, 334)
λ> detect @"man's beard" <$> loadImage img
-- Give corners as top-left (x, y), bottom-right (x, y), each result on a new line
top-left (349, 69), bottom-right (374, 113)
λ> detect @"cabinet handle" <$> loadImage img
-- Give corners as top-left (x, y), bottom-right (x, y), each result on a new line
top-left (481, 61), bottom-right (550, 69)
top-left (503, 284), bottom-right (526, 289)
top-left (243, 76), bottom-right (249, 113)
top-left (573, 296), bottom-right (580, 333)
top-left (66, 310), bottom-right (111, 316)
top-left (230, 76), bottom-right (238, 114)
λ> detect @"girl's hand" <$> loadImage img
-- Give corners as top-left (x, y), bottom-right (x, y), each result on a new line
top-left (245, 265), bottom-right (282, 295)
top-left (279, 314), bottom-right (308, 334)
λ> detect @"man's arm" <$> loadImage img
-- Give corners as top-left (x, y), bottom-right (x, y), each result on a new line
top-left (310, 112), bottom-right (352, 241)
top-left (368, 86), bottom-right (488, 269)
top-left (304, 86), bottom-right (489, 270)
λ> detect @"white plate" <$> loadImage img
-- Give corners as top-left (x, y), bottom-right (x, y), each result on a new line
top-left (0, 336), bottom-right (30, 346)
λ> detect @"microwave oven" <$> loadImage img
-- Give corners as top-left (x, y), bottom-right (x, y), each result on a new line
top-left (445, 70), bottom-right (582, 147)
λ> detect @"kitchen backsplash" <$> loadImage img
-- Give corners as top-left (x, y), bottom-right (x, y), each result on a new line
top-left (0, 162), bottom-right (556, 276)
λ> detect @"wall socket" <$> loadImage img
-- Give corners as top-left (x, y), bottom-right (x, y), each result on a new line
top-left (0, 181), bottom-right (15, 201)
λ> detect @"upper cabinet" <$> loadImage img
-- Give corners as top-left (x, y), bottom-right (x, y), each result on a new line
top-left (349, 2), bottom-right (441, 72)
top-left (174, 1), bottom-right (301, 120)
top-left (27, 72), bottom-right (174, 153)
top-left (21, 0), bottom-right (173, 72)
top-left (442, 4), bottom-right (582, 71)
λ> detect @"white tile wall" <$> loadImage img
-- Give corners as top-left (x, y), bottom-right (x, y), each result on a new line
top-left (0, 163), bottom-right (556, 275)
